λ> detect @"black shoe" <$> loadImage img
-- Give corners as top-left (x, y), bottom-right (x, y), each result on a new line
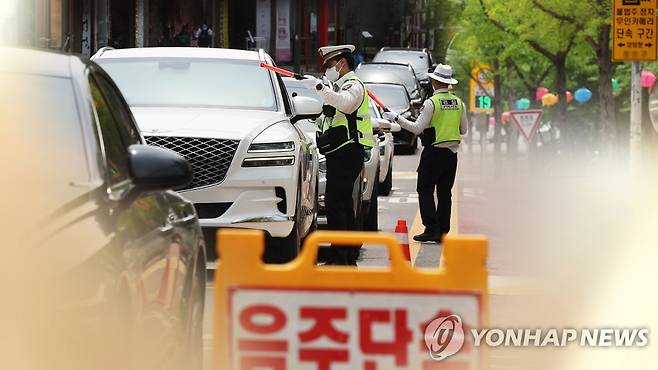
top-left (413, 232), bottom-right (441, 243)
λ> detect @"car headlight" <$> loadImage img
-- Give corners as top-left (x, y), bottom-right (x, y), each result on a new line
top-left (248, 141), bottom-right (295, 153)
top-left (318, 157), bottom-right (327, 173)
top-left (242, 156), bottom-right (295, 167)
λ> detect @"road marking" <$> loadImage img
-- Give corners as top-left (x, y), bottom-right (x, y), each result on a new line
top-left (409, 181), bottom-right (460, 267)
top-left (387, 197), bottom-right (418, 204)
top-left (392, 171), bottom-right (417, 180)
top-left (409, 211), bottom-right (423, 265)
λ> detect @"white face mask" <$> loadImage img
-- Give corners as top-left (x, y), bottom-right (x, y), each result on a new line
top-left (324, 62), bottom-right (341, 82)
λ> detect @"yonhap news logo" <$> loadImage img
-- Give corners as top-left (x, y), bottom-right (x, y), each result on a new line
top-left (423, 314), bottom-right (466, 361)
top-left (424, 314), bottom-right (650, 362)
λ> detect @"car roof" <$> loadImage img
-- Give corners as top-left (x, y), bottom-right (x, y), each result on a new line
top-left (365, 82), bottom-right (408, 90)
top-left (94, 47), bottom-right (261, 60)
top-left (380, 47), bottom-right (428, 53)
top-left (0, 47), bottom-right (81, 77)
top-left (359, 62), bottom-right (413, 69)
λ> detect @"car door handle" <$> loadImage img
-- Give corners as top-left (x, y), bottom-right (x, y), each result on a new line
top-left (172, 214), bottom-right (197, 226)
top-left (160, 223), bottom-right (175, 234)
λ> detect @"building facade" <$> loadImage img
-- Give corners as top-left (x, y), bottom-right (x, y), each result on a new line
top-left (11, 0), bottom-right (422, 69)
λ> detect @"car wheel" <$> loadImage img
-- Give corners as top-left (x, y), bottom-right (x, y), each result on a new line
top-left (409, 137), bottom-right (418, 154)
top-left (380, 161), bottom-right (393, 196)
top-left (364, 171), bottom-right (379, 231)
top-left (353, 172), bottom-right (365, 231)
top-left (266, 185), bottom-right (302, 264)
top-left (303, 179), bottom-right (319, 242)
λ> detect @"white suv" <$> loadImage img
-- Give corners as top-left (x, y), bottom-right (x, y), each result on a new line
top-left (93, 47), bottom-right (321, 262)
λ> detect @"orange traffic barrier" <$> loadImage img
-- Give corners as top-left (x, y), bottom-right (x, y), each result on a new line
top-left (214, 230), bottom-right (489, 369)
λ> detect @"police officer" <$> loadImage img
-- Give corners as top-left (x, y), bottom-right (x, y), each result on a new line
top-left (383, 64), bottom-right (468, 243)
top-left (302, 45), bottom-right (374, 265)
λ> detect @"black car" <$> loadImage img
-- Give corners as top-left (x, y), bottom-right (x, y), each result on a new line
top-left (374, 47), bottom-right (436, 95)
top-left (365, 82), bottom-right (420, 154)
top-left (355, 62), bottom-right (426, 102)
top-left (0, 48), bottom-right (206, 370)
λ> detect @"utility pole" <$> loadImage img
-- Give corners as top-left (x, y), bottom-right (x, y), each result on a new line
top-left (630, 61), bottom-right (642, 171)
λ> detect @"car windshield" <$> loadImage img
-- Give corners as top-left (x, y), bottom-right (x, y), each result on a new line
top-left (96, 58), bottom-right (277, 110)
top-left (373, 51), bottom-right (430, 77)
top-left (356, 64), bottom-right (417, 95)
top-left (366, 84), bottom-right (410, 111)
top-left (0, 73), bottom-right (88, 208)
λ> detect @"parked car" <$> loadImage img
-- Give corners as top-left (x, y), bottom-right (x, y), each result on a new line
top-left (1, 48), bottom-right (206, 369)
top-left (281, 76), bottom-right (380, 231)
top-left (374, 47), bottom-right (436, 95)
top-left (94, 47), bottom-right (321, 263)
top-left (368, 100), bottom-right (401, 196)
top-left (366, 82), bottom-right (418, 154)
top-left (355, 62), bottom-right (425, 102)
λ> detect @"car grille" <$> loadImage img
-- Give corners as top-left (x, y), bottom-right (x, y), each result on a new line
top-left (144, 136), bottom-right (240, 190)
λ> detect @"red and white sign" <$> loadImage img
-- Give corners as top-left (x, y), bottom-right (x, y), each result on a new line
top-left (229, 288), bottom-right (482, 370)
top-left (510, 110), bottom-right (543, 142)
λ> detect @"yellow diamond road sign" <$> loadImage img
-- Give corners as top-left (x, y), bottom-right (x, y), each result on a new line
top-left (613, 0), bottom-right (658, 61)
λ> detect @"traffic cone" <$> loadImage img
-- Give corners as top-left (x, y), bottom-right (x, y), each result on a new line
top-left (394, 219), bottom-right (411, 262)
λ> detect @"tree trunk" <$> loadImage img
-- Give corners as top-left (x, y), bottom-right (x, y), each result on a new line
top-left (595, 24), bottom-right (618, 153)
top-left (493, 59), bottom-right (503, 154)
top-left (555, 53), bottom-right (569, 148)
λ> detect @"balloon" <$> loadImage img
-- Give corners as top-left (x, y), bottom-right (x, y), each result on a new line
top-left (502, 111), bottom-right (511, 123)
top-left (535, 87), bottom-right (549, 101)
top-left (516, 98), bottom-right (531, 110)
top-left (641, 70), bottom-right (656, 88)
top-left (566, 91), bottom-right (574, 104)
top-left (612, 79), bottom-right (621, 95)
top-left (541, 93), bottom-right (558, 107)
top-left (574, 87), bottom-right (592, 104)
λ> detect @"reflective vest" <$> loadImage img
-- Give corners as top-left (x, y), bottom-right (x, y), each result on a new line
top-left (428, 92), bottom-right (463, 145)
top-left (321, 76), bottom-right (374, 154)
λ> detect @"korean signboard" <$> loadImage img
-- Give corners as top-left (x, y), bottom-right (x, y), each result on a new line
top-left (470, 64), bottom-right (495, 114)
top-left (213, 230), bottom-right (489, 370)
top-left (612, 0), bottom-right (658, 61)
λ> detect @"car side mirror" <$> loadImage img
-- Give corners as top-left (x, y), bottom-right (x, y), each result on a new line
top-left (128, 144), bottom-right (193, 192)
top-left (291, 95), bottom-right (322, 123)
top-left (411, 98), bottom-right (423, 109)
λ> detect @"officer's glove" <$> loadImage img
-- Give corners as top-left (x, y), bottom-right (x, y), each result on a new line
top-left (383, 111), bottom-right (399, 122)
top-left (322, 105), bottom-right (336, 118)
top-left (302, 75), bottom-right (323, 91)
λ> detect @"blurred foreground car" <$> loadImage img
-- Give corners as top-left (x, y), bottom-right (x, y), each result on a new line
top-left (94, 47), bottom-right (321, 263)
top-left (366, 82), bottom-right (417, 154)
top-left (0, 48), bottom-right (206, 370)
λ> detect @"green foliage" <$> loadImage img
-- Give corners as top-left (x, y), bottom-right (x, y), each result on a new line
top-left (428, 0), bottom-right (624, 125)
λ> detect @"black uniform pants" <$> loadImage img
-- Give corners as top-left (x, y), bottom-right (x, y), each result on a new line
top-left (325, 142), bottom-right (363, 265)
top-left (417, 146), bottom-right (458, 237)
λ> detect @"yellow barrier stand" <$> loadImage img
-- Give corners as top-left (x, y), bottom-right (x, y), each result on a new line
top-left (214, 230), bottom-right (488, 370)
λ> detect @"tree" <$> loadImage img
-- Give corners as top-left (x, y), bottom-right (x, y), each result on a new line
top-left (476, 0), bottom-right (581, 143)
top-left (530, 0), bottom-right (618, 150)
